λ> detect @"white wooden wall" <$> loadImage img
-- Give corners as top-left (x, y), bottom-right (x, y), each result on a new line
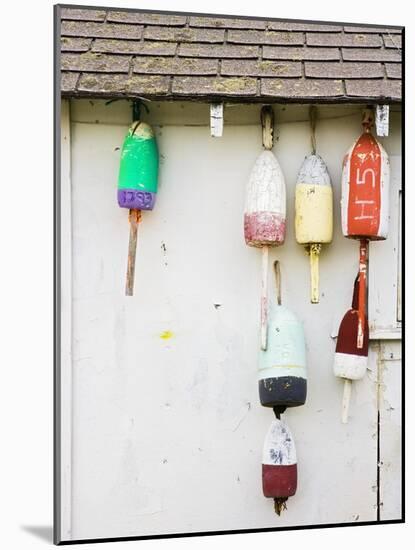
top-left (58, 99), bottom-right (402, 541)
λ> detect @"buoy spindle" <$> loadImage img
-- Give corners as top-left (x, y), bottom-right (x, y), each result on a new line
top-left (125, 208), bottom-right (141, 296)
top-left (261, 246), bottom-right (269, 350)
top-left (357, 239), bottom-right (368, 348)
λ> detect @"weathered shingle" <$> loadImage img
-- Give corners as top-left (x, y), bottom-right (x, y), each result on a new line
top-left (263, 46), bottom-right (340, 60)
top-left (221, 60), bottom-right (302, 77)
top-left (178, 43), bottom-right (259, 58)
top-left (342, 48), bottom-right (401, 62)
top-left (383, 34), bottom-right (402, 48)
top-left (59, 7), bottom-right (402, 102)
top-left (61, 72), bottom-right (79, 92)
top-left (228, 30), bottom-right (304, 45)
top-left (61, 8), bottom-right (106, 22)
top-left (306, 33), bottom-right (383, 47)
top-left (305, 62), bottom-right (384, 79)
top-left (61, 21), bottom-right (143, 40)
top-left (143, 26), bottom-right (225, 42)
top-left (61, 52), bottom-right (131, 73)
top-left (189, 16), bottom-right (267, 29)
top-left (385, 63), bottom-right (402, 79)
top-left (107, 11), bottom-right (187, 26)
top-left (345, 79), bottom-right (401, 99)
top-left (133, 57), bottom-right (218, 75)
top-left (172, 76), bottom-right (257, 96)
top-left (92, 39), bottom-right (176, 56)
top-left (77, 74), bottom-right (171, 96)
top-left (268, 22), bottom-right (342, 32)
top-left (344, 25), bottom-right (402, 33)
top-left (261, 78), bottom-right (344, 98)
top-left (61, 37), bottom-right (93, 52)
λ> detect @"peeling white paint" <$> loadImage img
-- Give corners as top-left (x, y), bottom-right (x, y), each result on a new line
top-left (262, 419), bottom-right (297, 466)
top-left (245, 151), bottom-right (286, 215)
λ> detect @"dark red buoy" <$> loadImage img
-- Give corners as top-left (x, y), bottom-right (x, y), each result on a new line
top-left (333, 275), bottom-right (369, 423)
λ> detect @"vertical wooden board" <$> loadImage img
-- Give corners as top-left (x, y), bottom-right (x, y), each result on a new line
top-left (210, 103), bottom-right (224, 137)
top-left (376, 105), bottom-right (389, 137)
top-left (66, 100), bottom-right (399, 540)
top-left (59, 99), bottom-right (72, 540)
top-left (379, 341), bottom-right (402, 520)
top-left (368, 151), bottom-right (401, 336)
top-left (397, 190), bottom-right (402, 323)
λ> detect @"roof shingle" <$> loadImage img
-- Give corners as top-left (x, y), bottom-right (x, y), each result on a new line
top-left (261, 78), bottom-right (344, 98)
top-left (107, 11), bottom-right (187, 26)
top-left (133, 57), bottom-right (218, 75)
top-left (304, 62), bottom-right (384, 79)
top-left (306, 32), bottom-right (383, 47)
top-left (61, 20), bottom-right (143, 39)
top-left (263, 46), bottom-right (341, 60)
top-left (227, 30), bottom-right (304, 45)
top-left (59, 7), bottom-right (403, 102)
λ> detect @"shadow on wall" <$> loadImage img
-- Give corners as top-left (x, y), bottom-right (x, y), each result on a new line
top-left (21, 525), bottom-right (53, 544)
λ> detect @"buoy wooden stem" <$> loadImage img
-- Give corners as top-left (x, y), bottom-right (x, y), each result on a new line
top-left (309, 243), bottom-right (322, 304)
top-left (357, 238), bottom-right (368, 348)
top-left (274, 260), bottom-right (282, 305)
top-left (125, 208), bottom-right (141, 296)
top-left (342, 379), bottom-right (352, 424)
top-left (261, 245), bottom-right (269, 350)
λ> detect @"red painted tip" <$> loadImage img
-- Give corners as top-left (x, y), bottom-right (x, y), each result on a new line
top-left (262, 464), bottom-right (297, 498)
top-left (336, 309), bottom-right (369, 357)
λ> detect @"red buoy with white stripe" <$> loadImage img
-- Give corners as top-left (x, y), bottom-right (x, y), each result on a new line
top-left (341, 110), bottom-right (390, 348)
top-left (334, 275), bottom-right (369, 423)
top-left (262, 417), bottom-right (297, 514)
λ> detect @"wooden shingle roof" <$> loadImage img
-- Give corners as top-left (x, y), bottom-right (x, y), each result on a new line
top-left (58, 5), bottom-right (403, 103)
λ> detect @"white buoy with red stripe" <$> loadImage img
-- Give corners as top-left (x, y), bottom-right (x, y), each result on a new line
top-left (262, 416), bottom-right (297, 515)
top-left (341, 109), bottom-right (390, 348)
top-left (244, 106), bottom-right (286, 351)
top-left (334, 275), bottom-right (369, 423)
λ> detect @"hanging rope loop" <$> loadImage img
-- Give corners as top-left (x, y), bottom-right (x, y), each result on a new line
top-left (309, 105), bottom-right (317, 155)
top-left (362, 108), bottom-right (374, 133)
top-left (132, 99), bottom-right (150, 122)
top-left (261, 105), bottom-right (274, 150)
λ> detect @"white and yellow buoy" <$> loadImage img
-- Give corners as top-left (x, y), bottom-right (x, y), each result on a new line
top-left (295, 107), bottom-right (333, 303)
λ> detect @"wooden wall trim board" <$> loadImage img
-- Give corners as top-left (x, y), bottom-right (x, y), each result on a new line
top-left (368, 155), bottom-right (402, 339)
top-left (58, 98), bottom-right (72, 541)
top-left (377, 341), bottom-right (402, 520)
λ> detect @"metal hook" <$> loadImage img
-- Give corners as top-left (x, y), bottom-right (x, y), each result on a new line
top-left (132, 100), bottom-right (150, 121)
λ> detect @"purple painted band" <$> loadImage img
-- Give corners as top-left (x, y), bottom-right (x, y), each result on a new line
top-left (117, 189), bottom-right (156, 210)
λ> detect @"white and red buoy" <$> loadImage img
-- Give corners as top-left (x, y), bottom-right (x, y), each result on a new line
top-left (334, 275), bottom-right (369, 423)
top-left (341, 109), bottom-right (390, 348)
top-left (244, 106), bottom-right (286, 351)
top-left (262, 417), bottom-right (297, 515)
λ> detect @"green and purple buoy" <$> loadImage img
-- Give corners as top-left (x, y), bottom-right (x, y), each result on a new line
top-left (117, 118), bottom-right (159, 296)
